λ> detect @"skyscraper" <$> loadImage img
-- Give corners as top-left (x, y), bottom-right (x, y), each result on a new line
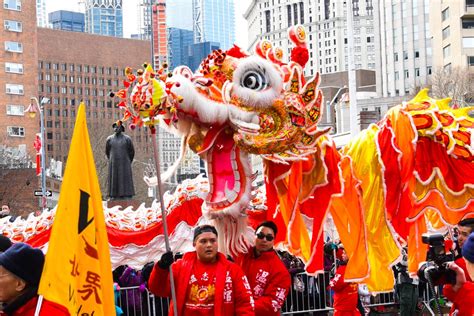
top-left (151, 0), bottom-right (167, 67)
top-left (168, 0), bottom-right (193, 30)
top-left (84, 0), bottom-right (123, 37)
top-left (193, 0), bottom-right (235, 50)
top-left (136, 0), bottom-right (153, 40)
top-left (49, 11), bottom-right (85, 32)
top-left (36, 0), bottom-right (47, 27)
top-left (168, 27), bottom-right (194, 70)
top-left (244, 1), bottom-right (376, 78)
top-left (186, 41), bottom-right (220, 71)
top-left (374, 0), bottom-right (432, 97)
top-left (137, 0), bottom-right (193, 40)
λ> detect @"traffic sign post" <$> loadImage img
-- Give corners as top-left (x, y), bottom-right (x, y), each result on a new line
top-left (34, 190), bottom-right (52, 197)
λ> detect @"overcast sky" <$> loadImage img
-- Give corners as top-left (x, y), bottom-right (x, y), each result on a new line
top-left (44, 0), bottom-right (250, 48)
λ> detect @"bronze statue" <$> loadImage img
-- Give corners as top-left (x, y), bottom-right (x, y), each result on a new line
top-left (106, 121), bottom-right (135, 200)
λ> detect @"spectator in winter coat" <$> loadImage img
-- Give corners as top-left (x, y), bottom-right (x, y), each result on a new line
top-left (235, 221), bottom-right (291, 316)
top-left (148, 224), bottom-right (254, 316)
top-left (329, 247), bottom-right (361, 316)
top-left (0, 243), bottom-right (69, 316)
top-left (444, 232), bottom-right (474, 316)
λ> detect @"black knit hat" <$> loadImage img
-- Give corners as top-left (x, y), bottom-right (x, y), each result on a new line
top-left (0, 235), bottom-right (12, 252)
top-left (193, 225), bottom-right (218, 241)
top-left (462, 232), bottom-right (474, 263)
top-left (0, 243), bottom-right (45, 286)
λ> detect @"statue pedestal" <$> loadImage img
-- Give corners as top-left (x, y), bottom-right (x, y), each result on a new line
top-left (105, 199), bottom-right (141, 210)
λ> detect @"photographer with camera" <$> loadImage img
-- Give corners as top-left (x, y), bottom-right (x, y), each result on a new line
top-left (443, 232), bottom-right (474, 316)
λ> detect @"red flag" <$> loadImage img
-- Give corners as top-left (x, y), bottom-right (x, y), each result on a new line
top-left (34, 133), bottom-right (42, 176)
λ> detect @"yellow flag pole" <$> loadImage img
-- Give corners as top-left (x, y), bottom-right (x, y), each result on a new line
top-left (149, 124), bottom-right (178, 315)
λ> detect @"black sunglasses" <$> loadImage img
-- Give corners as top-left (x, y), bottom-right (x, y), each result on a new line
top-left (256, 232), bottom-right (274, 241)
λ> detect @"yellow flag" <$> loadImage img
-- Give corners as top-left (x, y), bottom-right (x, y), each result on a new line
top-left (38, 103), bottom-right (115, 315)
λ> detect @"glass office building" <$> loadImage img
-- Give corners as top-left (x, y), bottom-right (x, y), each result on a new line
top-left (49, 11), bottom-right (85, 32)
top-left (168, 27), bottom-right (194, 70)
top-left (193, 0), bottom-right (235, 50)
top-left (85, 0), bottom-right (123, 37)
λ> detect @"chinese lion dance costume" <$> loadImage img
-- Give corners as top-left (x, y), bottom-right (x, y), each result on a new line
top-left (14, 25), bottom-right (472, 292)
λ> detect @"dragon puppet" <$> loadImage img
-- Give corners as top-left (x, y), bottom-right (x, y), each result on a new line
top-left (109, 25), bottom-right (474, 292)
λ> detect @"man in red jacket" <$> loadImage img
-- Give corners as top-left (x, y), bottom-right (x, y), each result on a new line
top-left (329, 247), bottom-right (361, 316)
top-left (444, 232), bottom-right (474, 316)
top-left (0, 243), bottom-right (69, 316)
top-left (453, 218), bottom-right (474, 282)
top-left (235, 221), bottom-right (291, 316)
top-left (148, 224), bottom-right (254, 316)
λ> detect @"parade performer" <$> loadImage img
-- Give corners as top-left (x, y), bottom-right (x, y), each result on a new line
top-left (148, 225), bottom-right (254, 315)
top-left (329, 247), bottom-right (360, 316)
top-left (444, 232), bottom-right (474, 316)
top-left (235, 221), bottom-right (291, 315)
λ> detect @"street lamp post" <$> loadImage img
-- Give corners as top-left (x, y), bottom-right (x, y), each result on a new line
top-left (25, 96), bottom-right (50, 210)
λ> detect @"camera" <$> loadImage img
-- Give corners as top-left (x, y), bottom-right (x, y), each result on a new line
top-left (417, 233), bottom-right (456, 285)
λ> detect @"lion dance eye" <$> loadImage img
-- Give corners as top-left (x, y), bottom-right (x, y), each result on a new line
top-left (241, 70), bottom-right (267, 91)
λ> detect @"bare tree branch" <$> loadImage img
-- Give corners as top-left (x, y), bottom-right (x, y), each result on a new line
top-left (430, 66), bottom-right (474, 107)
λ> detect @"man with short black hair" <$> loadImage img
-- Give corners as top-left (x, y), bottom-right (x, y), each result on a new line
top-left (445, 232), bottom-right (474, 316)
top-left (148, 224), bottom-right (254, 315)
top-left (454, 218), bottom-right (474, 282)
top-left (235, 221), bottom-right (291, 316)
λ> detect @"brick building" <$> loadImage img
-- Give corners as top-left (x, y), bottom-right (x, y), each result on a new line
top-left (37, 28), bottom-right (150, 163)
top-left (1, 1), bottom-right (155, 211)
top-left (1, 0), bottom-right (38, 161)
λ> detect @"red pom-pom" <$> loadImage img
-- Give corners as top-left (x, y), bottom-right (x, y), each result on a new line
top-left (291, 46), bottom-right (309, 67)
top-left (226, 45), bottom-right (248, 59)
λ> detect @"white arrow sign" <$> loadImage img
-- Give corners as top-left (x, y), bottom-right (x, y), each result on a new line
top-left (34, 190), bottom-right (52, 197)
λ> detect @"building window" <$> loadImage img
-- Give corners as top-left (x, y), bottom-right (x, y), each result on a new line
top-left (441, 7), bottom-right (449, 21)
top-left (415, 68), bottom-right (420, 77)
top-left (415, 51), bottom-right (420, 58)
top-left (6, 104), bottom-right (24, 116)
top-left (5, 62), bottom-right (23, 74)
top-left (394, 53), bottom-right (398, 61)
top-left (468, 56), bottom-right (474, 66)
top-left (463, 37), bottom-right (474, 48)
top-left (4, 20), bottom-right (22, 32)
top-left (404, 51), bottom-right (408, 60)
top-left (395, 71), bottom-right (399, 80)
top-left (462, 18), bottom-right (474, 29)
top-left (427, 66), bottom-right (432, 75)
top-left (4, 41), bottom-right (22, 53)
top-left (442, 26), bottom-right (450, 40)
top-left (299, 2), bottom-right (304, 24)
top-left (293, 3), bottom-right (298, 25)
top-left (7, 126), bottom-right (25, 137)
top-left (3, 0), bottom-right (21, 11)
top-left (443, 44), bottom-right (451, 58)
top-left (5, 83), bottom-right (23, 95)
top-left (404, 70), bottom-right (409, 78)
